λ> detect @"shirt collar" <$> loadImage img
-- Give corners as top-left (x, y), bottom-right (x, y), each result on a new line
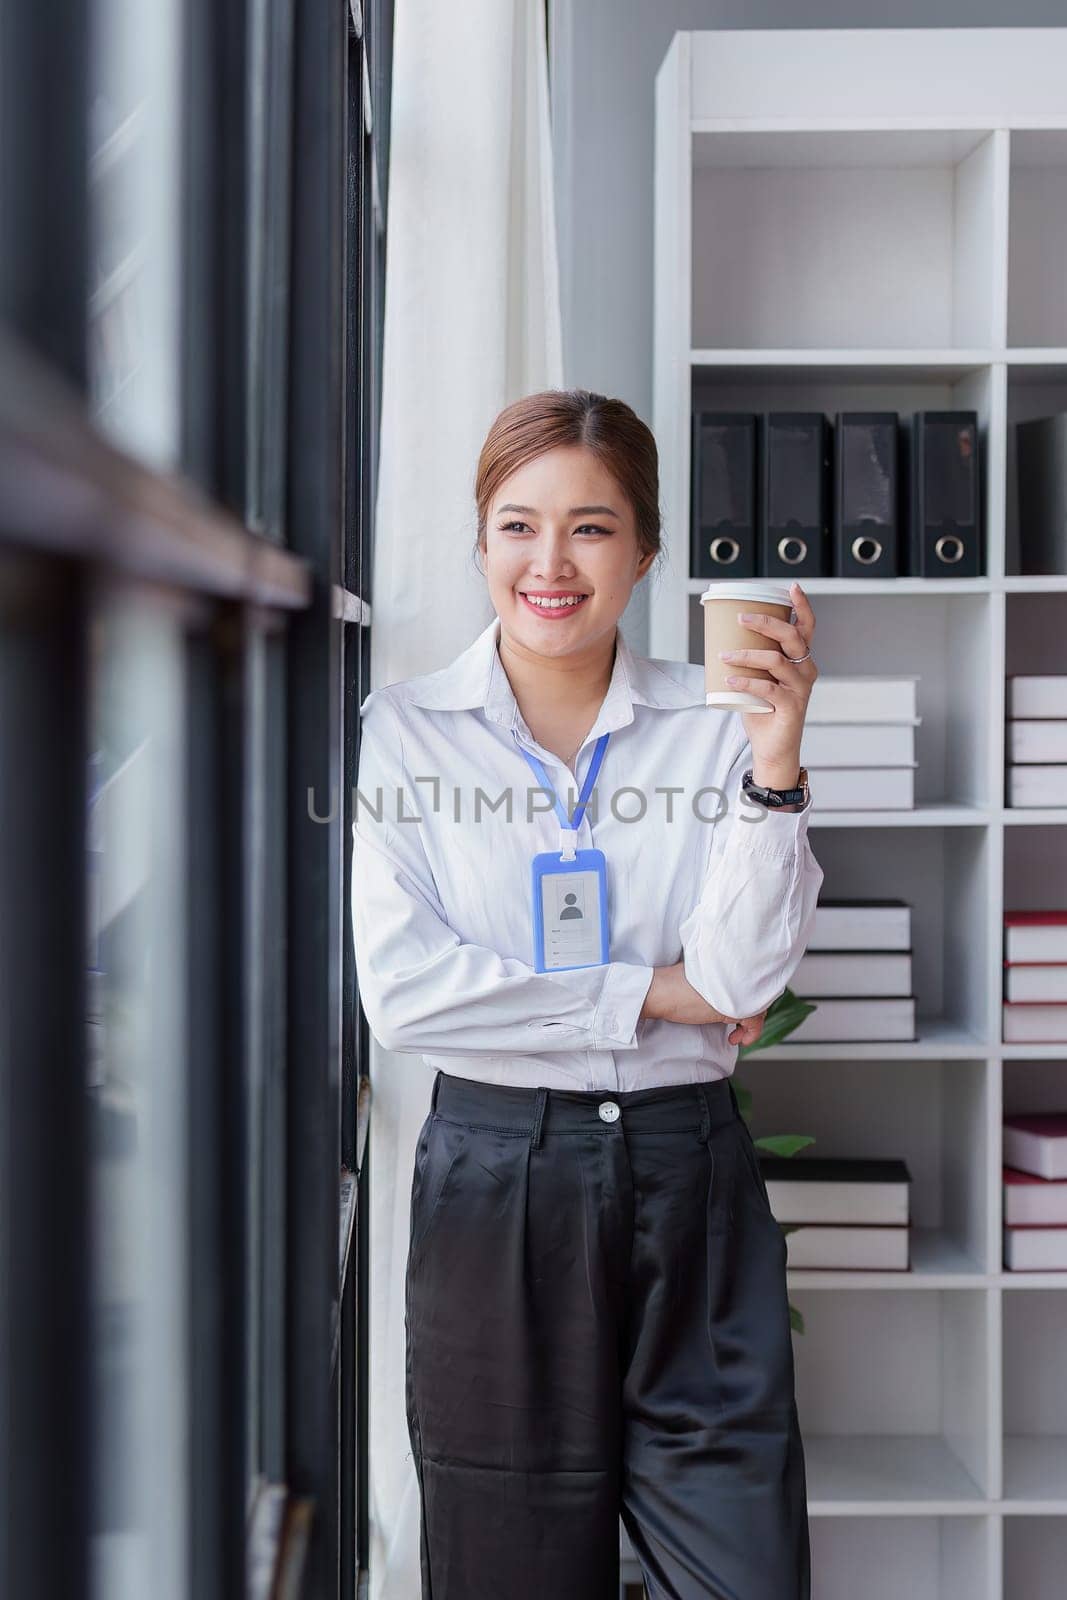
top-left (399, 613), bottom-right (706, 738)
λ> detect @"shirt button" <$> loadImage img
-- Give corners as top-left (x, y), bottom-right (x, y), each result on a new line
top-left (598, 1100), bottom-right (620, 1123)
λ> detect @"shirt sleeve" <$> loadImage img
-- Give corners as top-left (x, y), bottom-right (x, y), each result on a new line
top-left (350, 692), bottom-right (655, 1057)
top-left (677, 727), bottom-right (824, 1019)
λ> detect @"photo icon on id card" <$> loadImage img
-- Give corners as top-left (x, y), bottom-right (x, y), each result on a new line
top-left (530, 847), bottom-right (609, 972)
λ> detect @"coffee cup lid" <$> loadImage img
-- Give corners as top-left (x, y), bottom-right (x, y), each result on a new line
top-left (699, 580), bottom-right (794, 607)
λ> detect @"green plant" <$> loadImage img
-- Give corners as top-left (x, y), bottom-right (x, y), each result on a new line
top-left (735, 985), bottom-right (817, 1335)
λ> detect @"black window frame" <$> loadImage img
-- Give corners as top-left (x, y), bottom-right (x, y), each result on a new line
top-left (0, 0), bottom-right (392, 1594)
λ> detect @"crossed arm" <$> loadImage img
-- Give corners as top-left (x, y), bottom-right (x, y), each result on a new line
top-left (351, 697), bottom-right (823, 1057)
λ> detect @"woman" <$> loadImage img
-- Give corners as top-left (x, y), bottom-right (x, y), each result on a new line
top-left (351, 390), bottom-right (824, 1600)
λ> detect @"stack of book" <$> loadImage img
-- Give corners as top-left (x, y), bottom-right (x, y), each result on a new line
top-left (1003, 911), bottom-right (1067, 1043)
top-left (787, 898), bottom-right (917, 1043)
top-left (1003, 1112), bottom-right (1067, 1270)
top-left (758, 1154), bottom-right (912, 1269)
top-left (802, 675), bottom-right (921, 810)
top-left (1007, 676), bottom-right (1067, 808)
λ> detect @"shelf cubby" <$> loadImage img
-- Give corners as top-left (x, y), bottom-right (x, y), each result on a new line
top-left (1003, 1515), bottom-right (1067, 1600)
top-left (1006, 365), bottom-right (1067, 576)
top-left (688, 589), bottom-right (995, 812)
top-left (691, 130), bottom-right (1003, 353)
top-left (737, 1056), bottom-right (992, 1278)
top-left (811, 1516), bottom-right (992, 1600)
top-left (792, 1287), bottom-right (992, 1506)
top-left (1008, 132), bottom-right (1067, 349)
top-left (1003, 1293), bottom-right (1067, 1503)
top-left (788, 825), bottom-right (991, 1048)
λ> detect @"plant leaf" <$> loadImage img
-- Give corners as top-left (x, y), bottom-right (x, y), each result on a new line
top-left (753, 1134), bottom-right (816, 1159)
top-left (737, 986), bottom-right (817, 1056)
top-left (789, 1302), bottom-right (805, 1335)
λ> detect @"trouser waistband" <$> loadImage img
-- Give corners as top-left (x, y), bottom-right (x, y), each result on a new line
top-left (429, 1070), bottom-right (741, 1148)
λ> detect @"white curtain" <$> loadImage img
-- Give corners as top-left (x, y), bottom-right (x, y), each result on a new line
top-left (364, 2), bottom-right (563, 1593)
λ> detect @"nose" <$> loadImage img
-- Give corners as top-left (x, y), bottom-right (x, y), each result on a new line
top-left (529, 528), bottom-right (578, 581)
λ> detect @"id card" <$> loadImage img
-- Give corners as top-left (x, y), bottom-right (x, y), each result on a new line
top-left (531, 847), bottom-right (610, 972)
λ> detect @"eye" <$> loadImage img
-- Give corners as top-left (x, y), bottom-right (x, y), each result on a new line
top-left (496, 521), bottom-right (611, 536)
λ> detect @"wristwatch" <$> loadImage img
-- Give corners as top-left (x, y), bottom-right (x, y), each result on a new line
top-left (742, 766), bottom-right (810, 811)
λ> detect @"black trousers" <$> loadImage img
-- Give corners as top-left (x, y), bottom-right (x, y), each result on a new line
top-left (404, 1069), bottom-right (811, 1600)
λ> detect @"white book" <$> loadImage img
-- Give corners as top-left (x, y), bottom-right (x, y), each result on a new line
top-left (1005, 965), bottom-right (1067, 1003)
top-left (802, 721), bottom-right (919, 768)
top-left (794, 950), bottom-right (912, 998)
top-left (1004, 1168), bottom-right (1067, 1226)
top-left (789, 996), bottom-right (916, 1043)
top-left (1008, 720), bottom-right (1067, 763)
top-left (810, 765), bottom-right (915, 810)
top-left (1007, 676), bottom-right (1067, 719)
top-left (1004, 1227), bottom-right (1067, 1271)
top-left (1003, 1003), bottom-right (1067, 1044)
top-left (1002, 1114), bottom-right (1067, 1180)
top-left (1005, 918), bottom-right (1067, 963)
top-left (1008, 765), bottom-right (1067, 807)
top-left (785, 1226), bottom-right (910, 1270)
top-left (762, 1156), bottom-right (910, 1225)
top-left (808, 900), bottom-right (911, 953)
top-left (807, 675), bottom-right (919, 724)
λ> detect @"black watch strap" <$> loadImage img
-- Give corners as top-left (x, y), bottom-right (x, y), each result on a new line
top-left (741, 766), bottom-right (809, 808)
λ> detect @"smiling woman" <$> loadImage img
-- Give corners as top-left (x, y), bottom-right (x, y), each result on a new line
top-left (352, 387), bottom-right (823, 1598)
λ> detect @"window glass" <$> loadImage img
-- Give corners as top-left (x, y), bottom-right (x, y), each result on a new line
top-left (88, 0), bottom-right (183, 467)
top-left (87, 589), bottom-right (189, 1600)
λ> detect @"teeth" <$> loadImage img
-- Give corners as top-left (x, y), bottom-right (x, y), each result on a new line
top-left (523, 593), bottom-right (586, 609)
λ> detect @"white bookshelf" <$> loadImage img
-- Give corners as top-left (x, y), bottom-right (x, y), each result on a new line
top-left (646, 28), bottom-right (1067, 1600)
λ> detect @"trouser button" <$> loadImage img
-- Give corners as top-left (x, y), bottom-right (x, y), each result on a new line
top-left (598, 1100), bottom-right (620, 1123)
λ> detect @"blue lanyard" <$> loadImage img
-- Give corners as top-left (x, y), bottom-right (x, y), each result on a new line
top-left (519, 731), bottom-right (610, 833)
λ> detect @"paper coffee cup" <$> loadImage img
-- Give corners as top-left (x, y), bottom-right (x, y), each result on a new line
top-left (700, 580), bottom-right (795, 712)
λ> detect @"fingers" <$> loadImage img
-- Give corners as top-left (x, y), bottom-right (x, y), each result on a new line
top-left (736, 580), bottom-right (816, 662)
top-left (734, 615), bottom-right (813, 665)
top-left (727, 1013), bottom-right (767, 1045)
top-left (788, 580), bottom-right (816, 632)
top-left (719, 646), bottom-right (810, 689)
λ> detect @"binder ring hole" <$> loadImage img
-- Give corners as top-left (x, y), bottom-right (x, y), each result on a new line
top-left (934, 534), bottom-right (965, 565)
top-left (709, 536), bottom-right (741, 566)
top-left (777, 536), bottom-right (808, 565)
top-left (851, 535), bottom-right (883, 565)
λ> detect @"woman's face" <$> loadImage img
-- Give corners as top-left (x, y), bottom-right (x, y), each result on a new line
top-left (481, 444), bottom-right (655, 660)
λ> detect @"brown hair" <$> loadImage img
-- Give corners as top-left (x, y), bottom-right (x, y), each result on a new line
top-left (473, 389), bottom-right (664, 571)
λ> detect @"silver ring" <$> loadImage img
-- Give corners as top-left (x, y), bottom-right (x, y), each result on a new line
top-left (784, 647), bottom-right (812, 664)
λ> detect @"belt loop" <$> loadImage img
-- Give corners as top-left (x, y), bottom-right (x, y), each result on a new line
top-left (430, 1070), bottom-right (443, 1114)
top-left (697, 1083), bottom-right (710, 1145)
top-left (530, 1086), bottom-right (548, 1150)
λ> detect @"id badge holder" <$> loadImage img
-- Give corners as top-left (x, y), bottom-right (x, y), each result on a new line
top-left (531, 846), bottom-right (610, 972)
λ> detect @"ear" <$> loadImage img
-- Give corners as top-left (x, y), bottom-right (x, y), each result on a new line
top-left (635, 549), bottom-right (656, 580)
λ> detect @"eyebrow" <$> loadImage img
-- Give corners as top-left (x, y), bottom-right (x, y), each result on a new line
top-left (496, 504), bottom-right (621, 518)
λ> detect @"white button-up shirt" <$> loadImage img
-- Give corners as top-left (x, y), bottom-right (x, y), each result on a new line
top-left (350, 615), bottom-right (824, 1092)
